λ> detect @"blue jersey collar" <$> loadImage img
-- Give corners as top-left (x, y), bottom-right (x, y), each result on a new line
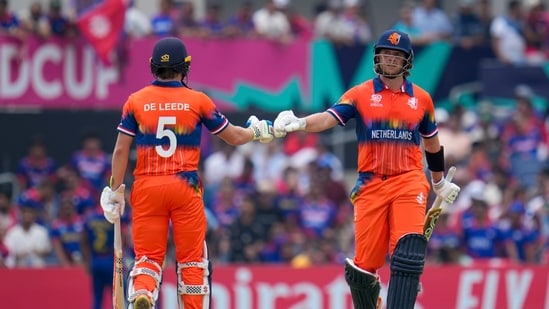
top-left (373, 76), bottom-right (414, 96)
top-left (151, 80), bottom-right (185, 87)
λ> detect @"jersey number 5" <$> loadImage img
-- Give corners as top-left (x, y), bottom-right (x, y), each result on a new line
top-left (156, 116), bottom-right (177, 158)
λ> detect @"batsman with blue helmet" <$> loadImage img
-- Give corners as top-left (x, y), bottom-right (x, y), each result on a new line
top-left (274, 30), bottom-right (461, 308)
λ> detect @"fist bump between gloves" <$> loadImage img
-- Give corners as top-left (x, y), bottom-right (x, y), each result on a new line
top-left (247, 115), bottom-right (274, 143)
top-left (100, 184), bottom-right (126, 224)
top-left (273, 110), bottom-right (306, 137)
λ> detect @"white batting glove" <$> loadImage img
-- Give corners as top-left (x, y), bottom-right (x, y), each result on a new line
top-left (274, 110), bottom-right (306, 135)
top-left (247, 115), bottom-right (274, 143)
top-left (432, 178), bottom-right (460, 205)
top-left (100, 184), bottom-right (126, 224)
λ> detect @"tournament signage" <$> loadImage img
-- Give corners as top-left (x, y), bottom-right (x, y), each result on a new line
top-left (1, 264), bottom-right (548, 308)
top-left (0, 36), bottom-right (537, 113)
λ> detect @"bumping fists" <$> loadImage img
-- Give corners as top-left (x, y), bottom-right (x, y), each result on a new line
top-left (273, 110), bottom-right (306, 138)
top-left (247, 115), bottom-right (274, 143)
top-left (247, 110), bottom-right (306, 143)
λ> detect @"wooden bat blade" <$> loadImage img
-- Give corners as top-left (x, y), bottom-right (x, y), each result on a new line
top-left (113, 220), bottom-right (125, 309)
top-left (423, 166), bottom-right (456, 240)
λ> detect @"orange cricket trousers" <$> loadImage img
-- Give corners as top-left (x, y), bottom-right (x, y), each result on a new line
top-left (130, 173), bottom-right (207, 308)
top-left (350, 170), bottom-right (429, 273)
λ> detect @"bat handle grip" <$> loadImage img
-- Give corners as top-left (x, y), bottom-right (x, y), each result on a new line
top-left (114, 219), bottom-right (122, 252)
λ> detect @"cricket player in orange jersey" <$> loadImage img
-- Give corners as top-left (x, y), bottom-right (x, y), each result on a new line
top-left (100, 37), bottom-right (274, 309)
top-left (274, 30), bottom-right (461, 309)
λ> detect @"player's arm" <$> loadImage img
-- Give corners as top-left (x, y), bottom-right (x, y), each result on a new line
top-left (110, 133), bottom-right (133, 189)
top-left (217, 117), bottom-right (273, 146)
top-left (301, 112), bottom-right (339, 132)
top-left (274, 110), bottom-right (339, 134)
top-left (217, 124), bottom-right (256, 146)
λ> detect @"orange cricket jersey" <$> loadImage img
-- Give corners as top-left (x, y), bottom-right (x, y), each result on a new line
top-left (327, 77), bottom-right (437, 176)
top-left (117, 80), bottom-right (228, 177)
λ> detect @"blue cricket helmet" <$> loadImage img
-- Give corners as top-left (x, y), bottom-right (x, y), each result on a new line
top-left (373, 30), bottom-right (414, 77)
top-left (150, 37), bottom-right (192, 76)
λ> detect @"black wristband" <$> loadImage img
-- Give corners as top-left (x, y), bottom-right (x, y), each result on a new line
top-left (425, 146), bottom-right (445, 172)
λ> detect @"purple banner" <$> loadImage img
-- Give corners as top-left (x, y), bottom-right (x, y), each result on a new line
top-left (0, 36), bottom-right (309, 110)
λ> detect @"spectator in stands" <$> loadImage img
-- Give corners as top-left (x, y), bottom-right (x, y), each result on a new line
top-left (0, 188), bottom-right (16, 268)
top-left (490, 0), bottom-right (526, 65)
top-left (16, 137), bottom-right (57, 190)
top-left (0, 226), bottom-right (7, 267)
top-left (250, 139), bottom-right (288, 184)
top-left (338, 0), bottom-right (372, 45)
top-left (67, 0), bottom-right (102, 19)
top-left (124, 0), bottom-right (151, 38)
top-left (233, 158), bottom-right (256, 194)
top-left (0, 190), bottom-right (15, 234)
top-left (527, 168), bottom-right (549, 257)
top-left (467, 141), bottom-right (494, 183)
top-left (228, 194), bottom-right (266, 263)
top-left (17, 179), bottom-right (58, 225)
top-left (499, 85), bottom-right (547, 191)
top-left (0, 0), bottom-right (23, 38)
top-left (275, 166), bottom-right (304, 217)
top-left (254, 180), bottom-right (283, 235)
top-left (315, 139), bottom-right (344, 181)
top-left (412, 0), bottom-right (453, 42)
top-left (499, 201), bottom-right (543, 264)
top-left (3, 204), bottom-right (52, 268)
top-left (151, 0), bottom-right (178, 37)
top-left (285, 5), bottom-right (313, 40)
top-left (19, 1), bottom-right (50, 39)
top-left (47, 0), bottom-right (74, 38)
top-left (252, 0), bottom-right (293, 44)
top-left (453, 0), bottom-right (487, 49)
top-left (459, 189), bottom-right (503, 260)
top-left (210, 177), bottom-right (241, 230)
top-left (203, 141), bottom-right (245, 186)
top-left (70, 131), bottom-right (111, 194)
top-left (50, 196), bottom-right (84, 266)
top-left (57, 166), bottom-right (95, 215)
top-left (177, 0), bottom-right (200, 37)
top-left (392, 1), bottom-right (434, 46)
top-left (197, 3), bottom-right (226, 38)
top-left (313, 0), bottom-right (345, 43)
top-left (283, 129), bottom-right (318, 156)
top-left (315, 160), bottom-right (348, 208)
top-left (298, 180), bottom-right (336, 238)
top-left (478, 0), bottom-right (494, 43)
top-left (523, 1), bottom-right (549, 64)
top-left (436, 108), bottom-right (473, 164)
top-left (224, 1), bottom-right (256, 38)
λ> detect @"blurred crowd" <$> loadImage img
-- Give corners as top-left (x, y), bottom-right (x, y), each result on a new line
top-left (2, 82), bottom-right (549, 270)
top-left (1, 0), bottom-right (549, 270)
top-left (2, 0), bottom-right (549, 64)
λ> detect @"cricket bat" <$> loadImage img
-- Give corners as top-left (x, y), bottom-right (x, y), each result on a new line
top-left (423, 166), bottom-right (456, 241)
top-left (113, 219), bottom-right (125, 309)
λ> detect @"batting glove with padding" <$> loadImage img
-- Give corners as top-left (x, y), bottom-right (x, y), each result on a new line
top-left (247, 115), bottom-right (274, 143)
top-left (432, 178), bottom-right (460, 205)
top-left (100, 184), bottom-right (126, 224)
top-left (274, 110), bottom-right (306, 135)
